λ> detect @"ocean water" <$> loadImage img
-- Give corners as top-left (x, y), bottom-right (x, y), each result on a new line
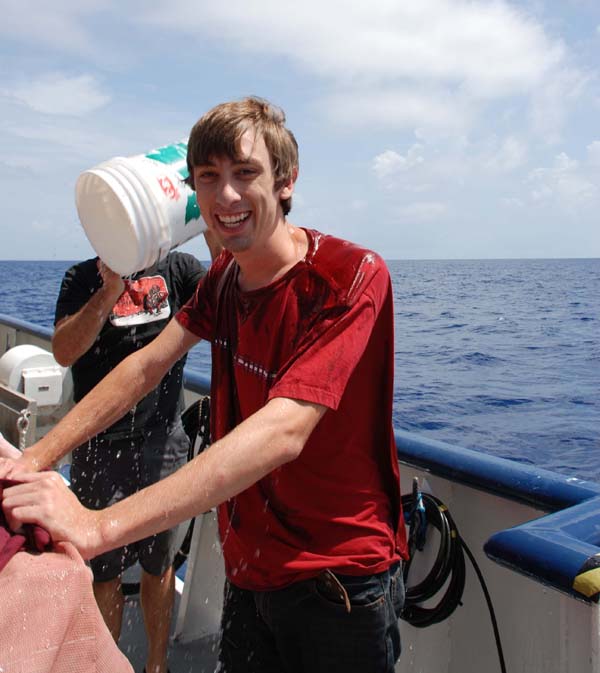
top-left (0, 258), bottom-right (598, 481)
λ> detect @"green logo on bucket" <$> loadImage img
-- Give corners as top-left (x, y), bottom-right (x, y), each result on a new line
top-left (185, 194), bottom-right (200, 224)
top-left (146, 142), bottom-right (188, 167)
top-left (147, 142), bottom-right (200, 225)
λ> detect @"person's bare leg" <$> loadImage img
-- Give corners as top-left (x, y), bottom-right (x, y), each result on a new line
top-left (141, 566), bottom-right (175, 673)
top-left (93, 577), bottom-right (124, 642)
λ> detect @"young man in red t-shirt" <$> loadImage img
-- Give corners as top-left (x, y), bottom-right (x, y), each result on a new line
top-left (1, 97), bottom-right (408, 673)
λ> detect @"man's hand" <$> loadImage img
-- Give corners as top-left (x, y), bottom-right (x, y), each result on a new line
top-left (97, 260), bottom-right (125, 296)
top-left (0, 446), bottom-right (44, 478)
top-left (0, 457), bottom-right (18, 479)
top-left (0, 449), bottom-right (36, 478)
top-left (1, 471), bottom-right (103, 560)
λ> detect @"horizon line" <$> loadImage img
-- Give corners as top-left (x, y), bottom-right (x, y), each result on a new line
top-left (0, 256), bottom-right (598, 263)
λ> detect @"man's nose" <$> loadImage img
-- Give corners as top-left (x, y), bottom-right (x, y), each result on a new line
top-left (216, 179), bottom-right (241, 207)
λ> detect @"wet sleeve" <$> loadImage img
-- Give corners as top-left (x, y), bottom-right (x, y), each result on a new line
top-left (175, 267), bottom-right (216, 341)
top-left (268, 265), bottom-right (390, 410)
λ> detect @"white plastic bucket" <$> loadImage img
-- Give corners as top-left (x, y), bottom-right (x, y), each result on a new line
top-left (75, 141), bottom-right (206, 276)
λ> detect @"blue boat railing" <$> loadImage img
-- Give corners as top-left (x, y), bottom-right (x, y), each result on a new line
top-left (0, 314), bottom-right (55, 343)
top-left (1, 313), bottom-right (599, 603)
top-left (396, 430), bottom-right (600, 603)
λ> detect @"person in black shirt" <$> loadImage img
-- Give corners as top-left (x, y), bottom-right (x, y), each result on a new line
top-left (52, 252), bottom-right (206, 673)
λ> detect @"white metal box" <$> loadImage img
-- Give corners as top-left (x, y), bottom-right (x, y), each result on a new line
top-left (22, 366), bottom-right (64, 407)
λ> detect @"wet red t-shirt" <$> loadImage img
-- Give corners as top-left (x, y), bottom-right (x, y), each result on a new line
top-left (176, 229), bottom-right (407, 590)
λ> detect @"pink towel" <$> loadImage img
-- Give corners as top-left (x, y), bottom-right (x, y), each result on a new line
top-left (0, 525), bottom-right (133, 672)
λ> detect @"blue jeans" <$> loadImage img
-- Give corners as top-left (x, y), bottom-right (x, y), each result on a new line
top-left (217, 562), bottom-right (405, 673)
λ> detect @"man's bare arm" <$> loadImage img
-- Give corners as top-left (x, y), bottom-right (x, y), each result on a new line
top-left (19, 319), bottom-right (200, 471)
top-left (2, 396), bottom-right (326, 560)
top-left (94, 396), bottom-right (326, 553)
top-left (52, 262), bottom-right (124, 366)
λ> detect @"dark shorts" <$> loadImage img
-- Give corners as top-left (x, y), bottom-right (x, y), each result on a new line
top-left (217, 562), bottom-right (405, 673)
top-left (70, 420), bottom-right (189, 582)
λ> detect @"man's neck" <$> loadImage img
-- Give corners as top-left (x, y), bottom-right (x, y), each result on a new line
top-left (235, 222), bottom-right (308, 292)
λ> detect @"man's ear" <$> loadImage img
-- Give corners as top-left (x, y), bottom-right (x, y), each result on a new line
top-left (279, 166), bottom-right (298, 199)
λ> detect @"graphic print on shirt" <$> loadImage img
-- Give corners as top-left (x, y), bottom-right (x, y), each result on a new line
top-left (109, 275), bottom-right (171, 327)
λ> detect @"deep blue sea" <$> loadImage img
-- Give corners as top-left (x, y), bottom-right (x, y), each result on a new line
top-left (0, 258), bottom-right (598, 481)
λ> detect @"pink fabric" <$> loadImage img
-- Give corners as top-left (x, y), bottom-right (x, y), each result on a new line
top-left (0, 478), bottom-right (52, 572)
top-left (0, 540), bottom-right (133, 673)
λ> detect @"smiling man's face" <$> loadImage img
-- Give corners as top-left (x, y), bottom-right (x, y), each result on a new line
top-left (192, 128), bottom-right (294, 254)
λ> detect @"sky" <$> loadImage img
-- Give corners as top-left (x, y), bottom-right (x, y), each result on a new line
top-left (1, 0), bottom-right (599, 261)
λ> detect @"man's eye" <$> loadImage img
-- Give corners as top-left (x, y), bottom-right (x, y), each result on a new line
top-left (196, 171), bottom-right (217, 181)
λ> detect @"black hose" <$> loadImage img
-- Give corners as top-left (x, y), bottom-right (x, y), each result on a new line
top-left (461, 539), bottom-right (507, 673)
top-left (400, 481), bottom-right (507, 673)
top-left (401, 489), bottom-right (465, 626)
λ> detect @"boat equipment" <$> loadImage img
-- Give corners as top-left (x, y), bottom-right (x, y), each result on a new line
top-left (403, 477), bottom-right (506, 673)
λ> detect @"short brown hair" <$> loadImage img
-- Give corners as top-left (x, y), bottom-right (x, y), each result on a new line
top-left (186, 97), bottom-right (298, 216)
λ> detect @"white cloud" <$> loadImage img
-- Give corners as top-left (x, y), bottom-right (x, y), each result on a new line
top-left (529, 67), bottom-right (589, 143)
top-left (528, 152), bottom-right (598, 206)
top-left (553, 152), bottom-right (579, 172)
top-left (530, 185), bottom-right (552, 203)
top-left (586, 140), bottom-right (600, 166)
top-left (142, 1), bottom-right (563, 94)
top-left (0, 0), bottom-right (581, 138)
top-left (372, 151), bottom-right (403, 180)
top-left (139, 0), bottom-right (571, 135)
top-left (10, 0), bottom-right (565, 104)
top-left (322, 87), bottom-right (474, 133)
top-left (0, 0), bottom-right (111, 56)
top-left (481, 136), bottom-right (528, 173)
top-left (5, 121), bottom-right (118, 161)
top-left (5, 73), bottom-right (110, 116)
top-left (371, 133), bottom-right (527, 200)
top-left (372, 145), bottom-right (424, 180)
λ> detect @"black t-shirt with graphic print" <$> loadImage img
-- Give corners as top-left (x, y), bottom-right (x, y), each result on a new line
top-left (54, 252), bottom-right (205, 437)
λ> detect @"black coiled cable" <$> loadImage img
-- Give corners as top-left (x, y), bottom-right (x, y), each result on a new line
top-left (401, 487), bottom-right (466, 626)
top-left (401, 479), bottom-right (507, 673)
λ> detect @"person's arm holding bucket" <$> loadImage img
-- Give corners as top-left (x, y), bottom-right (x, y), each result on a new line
top-left (52, 261), bottom-right (124, 367)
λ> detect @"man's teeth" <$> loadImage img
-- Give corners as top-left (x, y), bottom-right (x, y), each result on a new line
top-left (218, 212), bottom-right (250, 227)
